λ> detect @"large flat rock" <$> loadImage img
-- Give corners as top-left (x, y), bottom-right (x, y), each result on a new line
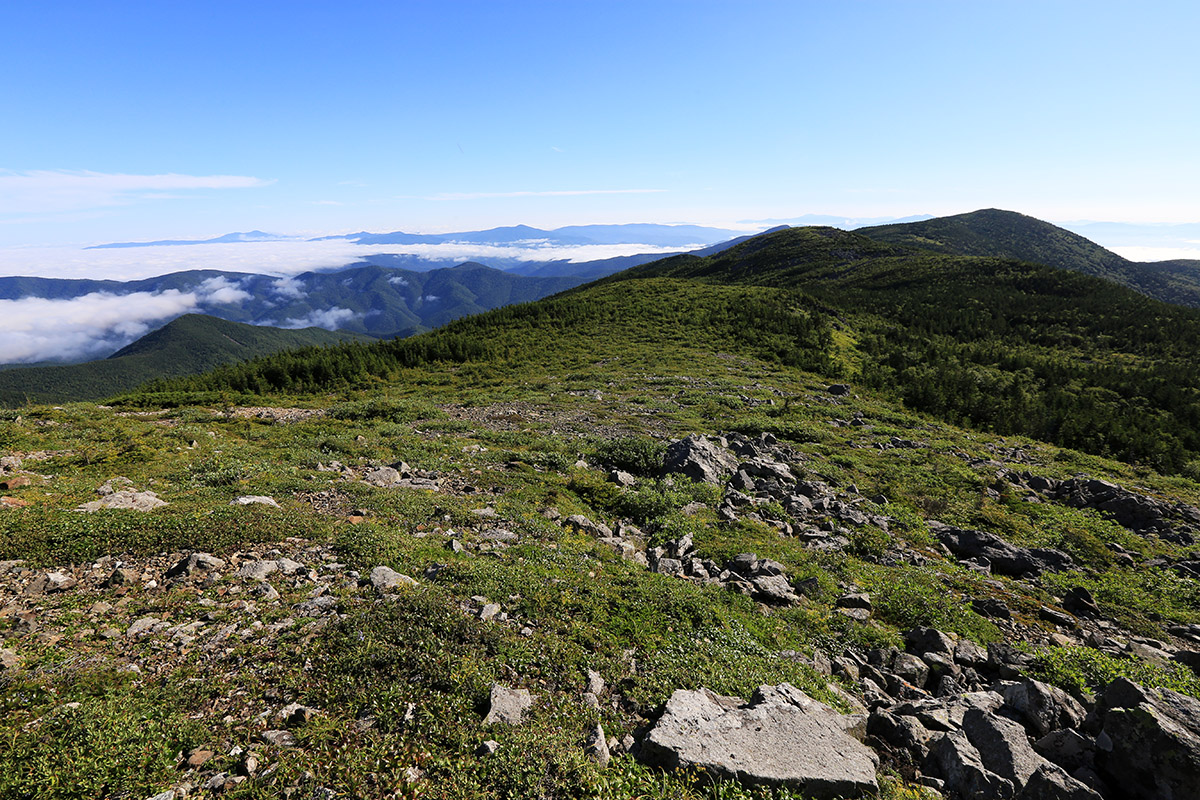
top-left (640, 683), bottom-right (877, 798)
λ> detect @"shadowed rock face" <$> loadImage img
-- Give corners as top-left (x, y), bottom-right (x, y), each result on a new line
top-left (931, 522), bottom-right (1074, 576)
top-left (1096, 679), bottom-right (1200, 800)
top-left (639, 683), bottom-right (878, 798)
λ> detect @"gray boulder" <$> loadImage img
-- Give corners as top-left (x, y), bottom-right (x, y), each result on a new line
top-left (165, 552), bottom-right (226, 579)
top-left (77, 490), bottom-right (166, 512)
top-left (369, 566), bottom-right (417, 593)
top-left (1095, 678), bottom-right (1200, 800)
top-left (962, 708), bottom-right (1045, 786)
top-left (662, 435), bottom-right (740, 484)
top-left (932, 523), bottom-right (1074, 576)
top-left (928, 729), bottom-right (1014, 799)
top-left (1003, 679), bottom-right (1086, 738)
top-left (1015, 764), bottom-right (1102, 800)
top-left (364, 466), bottom-right (402, 486)
top-left (236, 560), bottom-right (280, 582)
top-left (640, 683), bottom-right (878, 797)
top-left (584, 723), bottom-right (610, 767)
top-left (483, 684), bottom-right (534, 726)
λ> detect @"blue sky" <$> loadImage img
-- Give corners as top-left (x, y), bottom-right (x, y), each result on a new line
top-left (2, 0), bottom-right (1199, 249)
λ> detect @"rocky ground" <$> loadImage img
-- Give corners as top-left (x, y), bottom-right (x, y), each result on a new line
top-left (3, 389), bottom-right (1200, 799)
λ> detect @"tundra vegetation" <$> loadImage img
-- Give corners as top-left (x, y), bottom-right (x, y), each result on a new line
top-left (2, 222), bottom-right (1200, 799)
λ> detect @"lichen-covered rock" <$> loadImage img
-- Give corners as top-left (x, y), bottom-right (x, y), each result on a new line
top-left (662, 435), bottom-right (740, 484)
top-left (483, 684), bottom-right (534, 726)
top-left (77, 490), bottom-right (166, 512)
top-left (640, 683), bottom-right (878, 797)
top-left (1096, 678), bottom-right (1200, 800)
top-left (1003, 678), bottom-right (1086, 738)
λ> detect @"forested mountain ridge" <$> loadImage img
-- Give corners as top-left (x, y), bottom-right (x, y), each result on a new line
top-left (141, 222), bottom-right (1200, 474)
top-left (0, 315), bottom-right (367, 405)
top-left (858, 208), bottom-right (1200, 307)
top-left (6, 217), bottom-right (1200, 800)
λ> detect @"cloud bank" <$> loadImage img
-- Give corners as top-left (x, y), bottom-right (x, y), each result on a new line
top-left (280, 307), bottom-right (358, 330)
top-left (0, 289), bottom-right (202, 363)
top-left (0, 277), bottom-right (267, 364)
top-left (0, 240), bottom-right (689, 281)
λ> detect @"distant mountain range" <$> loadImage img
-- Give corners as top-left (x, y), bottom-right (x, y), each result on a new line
top-left (86, 230), bottom-right (300, 249)
top-left (0, 315), bottom-right (365, 405)
top-left (9, 210), bottom-right (1200, 406)
top-left (90, 223), bottom-right (745, 250)
top-left (0, 262), bottom-right (588, 345)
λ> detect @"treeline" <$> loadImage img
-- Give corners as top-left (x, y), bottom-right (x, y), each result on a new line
top-left (129, 281), bottom-right (836, 400)
top-left (635, 237), bottom-right (1200, 474)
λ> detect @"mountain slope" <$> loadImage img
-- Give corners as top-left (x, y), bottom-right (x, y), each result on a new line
top-left (0, 315), bottom-right (367, 405)
top-left (7, 222), bottom-right (1200, 799)
top-left (0, 263), bottom-right (588, 365)
top-left (146, 224), bottom-right (1200, 473)
top-left (858, 208), bottom-right (1200, 307)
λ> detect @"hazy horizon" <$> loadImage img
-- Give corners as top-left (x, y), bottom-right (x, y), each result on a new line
top-left (3, 2), bottom-right (1198, 253)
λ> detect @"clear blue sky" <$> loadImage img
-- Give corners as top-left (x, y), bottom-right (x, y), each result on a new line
top-left (2, 0), bottom-right (1198, 247)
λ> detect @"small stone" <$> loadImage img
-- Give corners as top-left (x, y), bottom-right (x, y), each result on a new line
top-left (586, 669), bottom-right (605, 696)
top-left (0, 648), bottom-right (20, 671)
top-left (483, 684), bottom-right (533, 725)
top-left (231, 495), bottom-right (278, 506)
top-left (369, 565), bottom-right (417, 593)
top-left (127, 616), bottom-right (163, 637)
top-left (475, 740), bottom-right (500, 757)
top-left (239, 752), bottom-right (260, 777)
top-left (185, 748), bottom-right (215, 768)
top-left (281, 703), bottom-right (319, 727)
top-left (164, 552), bottom-right (226, 579)
top-left (237, 560), bottom-right (280, 582)
top-left (202, 773), bottom-right (229, 791)
top-left (836, 592), bottom-right (872, 610)
top-left (260, 729), bottom-right (297, 747)
top-left (609, 470), bottom-right (636, 487)
top-left (585, 723), bottom-right (610, 767)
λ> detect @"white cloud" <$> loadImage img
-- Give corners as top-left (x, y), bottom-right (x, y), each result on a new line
top-left (1110, 245), bottom-right (1200, 262)
top-left (271, 276), bottom-right (306, 298)
top-left (0, 240), bottom-right (689, 281)
top-left (422, 294), bottom-right (440, 303)
top-left (198, 276), bottom-right (251, 304)
top-left (0, 289), bottom-right (201, 363)
top-left (387, 275), bottom-right (409, 287)
top-left (427, 188), bottom-right (666, 201)
top-left (0, 170), bottom-right (273, 214)
top-left (280, 307), bottom-right (358, 330)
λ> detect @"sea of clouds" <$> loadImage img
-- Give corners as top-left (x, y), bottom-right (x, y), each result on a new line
top-left (0, 239), bottom-right (688, 364)
top-left (1, 279), bottom-right (235, 363)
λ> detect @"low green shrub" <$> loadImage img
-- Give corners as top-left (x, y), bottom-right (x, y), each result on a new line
top-left (1032, 645), bottom-right (1200, 698)
top-left (592, 435), bottom-right (667, 476)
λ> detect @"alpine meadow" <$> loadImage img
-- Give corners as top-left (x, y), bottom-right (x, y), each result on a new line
top-left (5, 3), bottom-right (1200, 799)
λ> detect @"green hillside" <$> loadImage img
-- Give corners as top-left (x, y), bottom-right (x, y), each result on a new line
top-left (138, 227), bottom-right (1200, 473)
top-left (4, 237), bottom-right (1200, 798)
top-left (0, 314), bottom-right (368, 406)
top-left (859, 208), bottom-right (1200, 307)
